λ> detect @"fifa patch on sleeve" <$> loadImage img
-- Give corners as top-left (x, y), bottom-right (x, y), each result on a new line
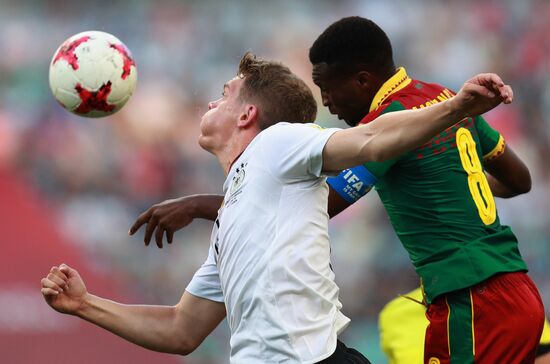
top-left (327, 165), bottom-right (377, 204)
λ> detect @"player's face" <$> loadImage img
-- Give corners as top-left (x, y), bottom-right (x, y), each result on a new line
top-left (199, 77), bottom-right (245, 153)
top-left (312, 63), bottom-right (373, 126)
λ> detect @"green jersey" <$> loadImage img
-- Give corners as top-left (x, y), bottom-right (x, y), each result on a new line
top-left (327, 68), bottom-right (527, 303)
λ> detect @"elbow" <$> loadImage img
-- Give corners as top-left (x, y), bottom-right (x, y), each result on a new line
top-left (360, 140), bottom-right (386, 163)
top-left (516, 179), bottom-right (532, 195)
top-left (514, 170), bottom-right (532, 195)
top-left (367, 147), bottom-right (389, 163)
top-left (175, 338), bottom-right (199, 356)
top-left (504, 179), bottom-right (531, 198)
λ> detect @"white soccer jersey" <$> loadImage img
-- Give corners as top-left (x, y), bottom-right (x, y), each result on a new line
top-left (186, 122), bottom-right (350, 363)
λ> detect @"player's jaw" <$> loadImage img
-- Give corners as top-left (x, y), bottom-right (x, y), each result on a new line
top-left (312, 63), bottom-right (371, 126)
top-left (199, 79), bottom-right (244, 154)
top-left (322, 89), bottom-right (370, 127)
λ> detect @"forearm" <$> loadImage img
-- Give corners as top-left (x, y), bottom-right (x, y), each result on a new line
top-left (77, 294), bottom-right (187, 354)
top-left (323, 99), bottom-right (466, 172)
top-left (362, 99), bottom-right (463, 162)
top-left (188, 194), bottom-right (224, 221)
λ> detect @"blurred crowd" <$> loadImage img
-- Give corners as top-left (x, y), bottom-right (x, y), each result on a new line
top-left (1, 0), bottom-right (549, 362)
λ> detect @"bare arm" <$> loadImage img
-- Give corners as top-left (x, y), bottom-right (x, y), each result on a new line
top-left (327, 187), bottom-right (352, 218)
top-left (536, 350), bottom-right (550, 364)
top-left (484, 146), bottom-right (531, 198)
top-left (41, 264), bottom-right (226, 355)
top-left (129, 194), bottom-right (224, 248)
top-left (78, 291), bottom-right (225, 355)
top-left (322, 73), bottom-right (513, 173)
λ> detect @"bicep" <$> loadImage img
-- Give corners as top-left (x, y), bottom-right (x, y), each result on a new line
top-left (175, 291), bottom-right (226, 350)
top-left (322, 127), bottom-right (376, 174)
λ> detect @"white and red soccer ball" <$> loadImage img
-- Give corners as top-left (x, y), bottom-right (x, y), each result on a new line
top-left (49, 31), bottom-right (137, 118)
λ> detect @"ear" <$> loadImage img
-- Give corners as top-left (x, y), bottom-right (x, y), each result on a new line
top-left (237, 104), bottom-right (259, 129)
top-left (356, 70), bottom-right (372, 89)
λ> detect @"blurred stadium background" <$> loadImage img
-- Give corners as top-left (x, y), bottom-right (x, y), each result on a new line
top-left (1, 0), bottom-right (549, 363)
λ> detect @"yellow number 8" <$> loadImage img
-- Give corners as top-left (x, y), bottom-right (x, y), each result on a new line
top-left (456, 128), bottom-right (496, 225)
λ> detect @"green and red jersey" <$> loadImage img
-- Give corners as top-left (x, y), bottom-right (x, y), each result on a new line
top-left (327, 68), bottom-right (527, 303)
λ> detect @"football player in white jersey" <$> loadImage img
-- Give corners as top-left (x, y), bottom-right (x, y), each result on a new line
top-left (41, 52), bottom-right (512, 363)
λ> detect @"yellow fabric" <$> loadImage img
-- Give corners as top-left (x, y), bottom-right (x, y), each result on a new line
top-left (379, 287), bottom-right (550, 363)
top-left (541, 318), bottom-right (550, 345)
top-left (379, 288), bottom-right (427, 364)
top-left (369, 67), bottom-right (412, 112)
top-left (482, 134), bottom-right (506, 161)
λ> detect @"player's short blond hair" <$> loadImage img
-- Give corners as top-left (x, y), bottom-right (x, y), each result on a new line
top-left (238, 52), bottom-right (317, 130)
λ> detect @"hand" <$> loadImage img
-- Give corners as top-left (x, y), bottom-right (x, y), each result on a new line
top-left (451, 73), bottom-right (513, 118)
top-left (41, 264), bottom-right (88, 315)
top-left (129, 197), bottom-right (197, 248)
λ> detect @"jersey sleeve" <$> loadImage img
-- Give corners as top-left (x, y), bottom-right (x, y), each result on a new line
top-left (474, 115), bottom-right (506, 161)
top-left (260, 122), bottom-right (340, 181)
top-left (327, 101), bottom-right (404, 203)
top-left (185, 246), bottom-right (224, 303)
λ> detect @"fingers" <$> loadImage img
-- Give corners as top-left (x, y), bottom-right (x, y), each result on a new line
top-left (41, 266), bottom-right (69, 294)
top-left (143, 217), bottom-right (158, 246)
top-left (467, 83), bottom-right (496, 98)
top-left (167, 230), bottom-right (174, 245)
top-left (155, 225), bottom-right (175, 248)
top-left (500, 84), bottom-right (513, 104)
top-left (41, 287), bottom-right (60, 296)
top-left (41, 277), bottom-right (64, 293)
top-left (155, 225), bottom-right (165, 249)
top-left (472, 73), bottom-right (504, 89)
top-left (129, 209), bottom-right (151, 236)
top-left (59, 263), bottom-right (74, 278)
top-left (130, 203), bottom-right (180, 248)
top-left (471, 73), bottom-right (513, 103)
top-left (49, 266), bottom-right (69, 289)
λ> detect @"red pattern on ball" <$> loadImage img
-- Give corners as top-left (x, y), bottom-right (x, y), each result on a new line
top-left (110, 43), bottom-right (136, 80)
top-left (53, 36), bottom-right (90, 70)
top-left (74, 82), bottom-right (116, 114)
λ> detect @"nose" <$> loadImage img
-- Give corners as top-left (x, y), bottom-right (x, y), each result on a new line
top-left (208, 97), bottom-right (223, 110)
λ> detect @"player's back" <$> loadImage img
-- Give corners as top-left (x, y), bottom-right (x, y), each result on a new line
top-left (356, 71), bottom-right (527, 302)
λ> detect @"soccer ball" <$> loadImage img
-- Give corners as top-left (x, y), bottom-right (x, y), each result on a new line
top-left (49, 31), bottom-right (137, 118)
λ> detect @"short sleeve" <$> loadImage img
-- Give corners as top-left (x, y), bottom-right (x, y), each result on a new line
top-left (474, 116), bottom-right (505, 161)
top-left (185, 246), bottom-right (224, 303)
top-left (260, 122), bottom-right (340, 181)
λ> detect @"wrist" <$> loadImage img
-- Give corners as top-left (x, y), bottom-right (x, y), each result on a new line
top-left (75, 292), bottom-right (95, 318)
top-left (445, 97), bottom-right (467, 121)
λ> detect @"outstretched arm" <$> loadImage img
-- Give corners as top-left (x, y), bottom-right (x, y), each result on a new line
top-left (129, 194), bottom-right (224, 248)
top-left (322, 73), bottom-right (513, 173)
top-left (41, 264), bottom-right (226, 355)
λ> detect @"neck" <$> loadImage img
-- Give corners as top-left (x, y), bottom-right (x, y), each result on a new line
top-left (216, 131), bottom-right (258, 175)
top-left (374, 67), bottom-right (398, 90)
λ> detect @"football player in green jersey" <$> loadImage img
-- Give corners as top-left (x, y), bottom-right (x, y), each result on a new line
top-left (129, 17), bottom-right (543, 364)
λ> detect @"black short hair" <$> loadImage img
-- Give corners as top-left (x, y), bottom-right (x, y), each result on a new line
top-left (309, 16), bottom-right (395, 74)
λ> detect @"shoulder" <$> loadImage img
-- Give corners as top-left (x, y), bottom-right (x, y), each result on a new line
top-left (260, 122), bottom-right (337, 143)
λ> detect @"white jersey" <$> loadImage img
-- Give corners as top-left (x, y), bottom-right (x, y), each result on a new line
top-left (186, 122), bottom-right (350, 363)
